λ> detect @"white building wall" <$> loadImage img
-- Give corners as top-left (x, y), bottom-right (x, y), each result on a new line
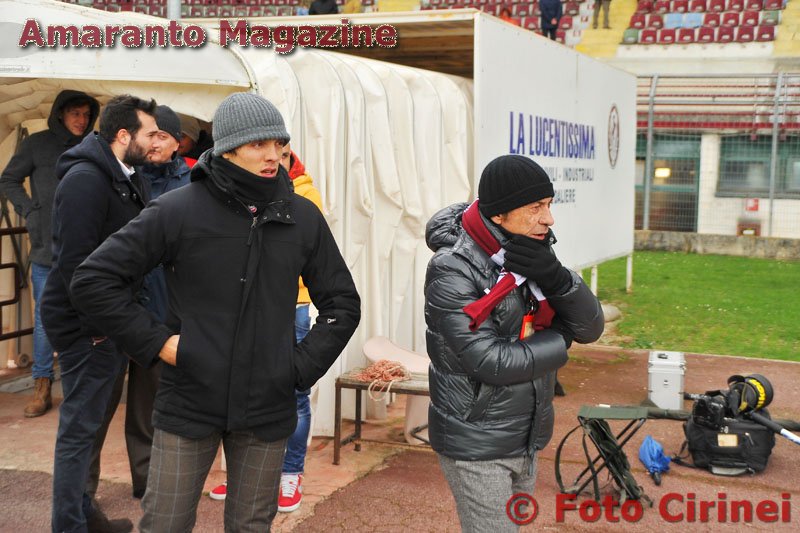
top-left (697, 133), bottom-right (800, 239)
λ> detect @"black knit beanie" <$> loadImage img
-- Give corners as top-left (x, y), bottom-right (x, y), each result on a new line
top-left (154, 105), bottom-right (183, 142)
top-left (478, 155), bottom-right (555, 217)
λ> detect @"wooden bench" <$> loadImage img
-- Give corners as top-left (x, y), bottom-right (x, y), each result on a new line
top-left (333, 369), bottom-right (430, 465)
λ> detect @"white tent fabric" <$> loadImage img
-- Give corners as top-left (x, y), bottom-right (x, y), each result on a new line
top-left (0, 0), bottom-right (474, 435)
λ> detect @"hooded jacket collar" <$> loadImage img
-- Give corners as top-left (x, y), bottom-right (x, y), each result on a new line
top-left (47, 90), bottom-right (100, 147)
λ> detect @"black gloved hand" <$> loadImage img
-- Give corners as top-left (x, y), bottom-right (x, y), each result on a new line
top-left (503, 234), bottom-right (572, 296)
top-left (548, 318), bottom-right (575, 349)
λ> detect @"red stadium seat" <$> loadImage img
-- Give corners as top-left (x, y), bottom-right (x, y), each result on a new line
top-left (744, 0), bottom-right (763, 9)
top-left (672, 0), bottom-right (689, 12)
top-left (558, 16), bottom-right (573, 30)
top-left (640, 28), bottom-right (658, 43)
top-left (630, 13), bottom-right (647, 28)
top-left (735, 25), bottom-right (755, 41)
top-left (741, 10), bottom-right (759, 26)
top-left (678, 27), bottom-right (696, 42)
top-left (689, 0), bottom-right (706, 10)
top-left (565, 2), bottom-right (580, 15)
top-left (697, 25), bottom-right (716, 41)
top-left (512, 4), bottom-right (530, 17)
top-left (722, 12), bottom-right (741, 26)
top-left (647, 14), bottom-right (664, 27)
top-left (636, 0), bottom-right (654, 13)
top-left (555, 29), bottom-right (566, 43)
top-left (763, 0), bottom-right (782, 8)
top-left (756, 24), bottom-right (775, 41)
top-left (657, 28), bottom-right (676, 43)
top-left (704, 13), bottom-right (721, 26)
top-left (521, 16), bottom-right (540, 31)
top-left (716, 24), bottom-right (735, 41)
top-left (727, 0), bottom-right (744, 10)
top-left (707, 0), bottom-right (725, 10)
top-left (653, 0), bottom-right (670, 13)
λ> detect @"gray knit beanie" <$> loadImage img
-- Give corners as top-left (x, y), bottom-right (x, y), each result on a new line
top-left (212, 93), bottom-right (290, 156)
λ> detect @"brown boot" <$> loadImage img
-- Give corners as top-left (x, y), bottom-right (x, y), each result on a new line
top-left (24, 377), bottom-right (52, 418)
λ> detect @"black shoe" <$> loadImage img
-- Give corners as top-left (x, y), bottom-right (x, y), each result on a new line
top-left (554, 380), bottom-right (567, 397)
top-left (87, 505), bottom-right (134, 533)
top-left (132, 487), bottom-right (145, 499)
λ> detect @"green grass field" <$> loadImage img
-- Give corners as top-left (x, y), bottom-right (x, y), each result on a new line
top-left (587, 251), bottom-right (800, 361)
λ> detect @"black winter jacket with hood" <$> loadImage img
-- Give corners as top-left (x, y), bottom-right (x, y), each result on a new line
top-left (0, 90), bottom-right (99, 266)
top-left (70, 151), bottom-right (361, 442)
top-left (40, 132), bottom-right (149, 352)
top-left (424, 203), bottom-right (604, 460)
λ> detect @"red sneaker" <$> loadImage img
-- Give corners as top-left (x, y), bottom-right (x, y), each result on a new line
top-left (277, 474), bottom-right (302, 512)
top-left (209, 482), bottom-right (227, 501)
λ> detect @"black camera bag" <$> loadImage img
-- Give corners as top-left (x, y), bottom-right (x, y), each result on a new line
top-left (676, 410), bottom-right (776, 476)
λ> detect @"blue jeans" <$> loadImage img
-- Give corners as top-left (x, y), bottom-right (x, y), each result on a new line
top-left (282, 305), bottom-right (311, 475)
top-left (31, 262), bottom-right (54, 379)
top-left (52, 337), bottom-right (128, 533)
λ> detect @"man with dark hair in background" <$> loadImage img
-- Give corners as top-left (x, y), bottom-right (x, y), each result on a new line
top-left (309, 0), bottom-right (338, 14)
top-left (41, 94), bottom-right (158, 533)
top-left (0, 89), bottom-right (99, 418)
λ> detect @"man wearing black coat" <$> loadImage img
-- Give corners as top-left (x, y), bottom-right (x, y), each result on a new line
top-left (309, 0), bottom-right (338, 14)
top-left (42, 94), bottom-right (158, 533)
top-left (539, 0), bottom-right (563, 40)
top-left (0, 89), bottom-right (99, 418)
top-left (70, 92), bottom-right (361, 532)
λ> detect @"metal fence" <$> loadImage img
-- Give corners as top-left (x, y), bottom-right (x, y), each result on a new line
top-left (636, 73), bottom-right (800, 239)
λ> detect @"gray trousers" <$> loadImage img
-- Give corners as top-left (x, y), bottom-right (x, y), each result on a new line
top-left (439, 453), bottom-right (538, 533)
top-left (139, 428), bottom-right (287, 533)
top-left (593, 0), bottom-right (611, 28)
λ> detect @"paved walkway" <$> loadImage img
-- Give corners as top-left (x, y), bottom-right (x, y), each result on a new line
top-left (1, 345), bottom-right (798, 531)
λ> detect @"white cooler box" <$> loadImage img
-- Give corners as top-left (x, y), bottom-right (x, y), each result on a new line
top-left (648, 351), bottom-right (685, 410)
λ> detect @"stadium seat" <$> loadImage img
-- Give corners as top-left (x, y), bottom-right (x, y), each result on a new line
top-left (763, 0), bottom-right (782, 8)
top-left (556, 29), bottom-right (566, 43)
top-left (703, 12), bottom-right (721, 26)
top-left (741, 10), bottom-right (759, 26)
top-left (623, 28), bottom-right (640, 43)
top-left (648, 14), bottom-right (664, 28)
top-left (640, 28), bottom-right (658, 43)
top-left (672, 0), bottom-right (688, 12)
top-left (205, 5), bottom-right (218, 16)
top-left (664, 13), bottom-right (684, 28)
top-left (697, 25), bottom-right (716, 41)
top-left (744, 0), bottom-right (763, 9)
top-left (683, 12), bottom-right (703, 27)
top-left (559, 15), bottom-right (573, 29)
top-left (678, 27), bottom-right (696, 42)
top-left (220, 5), bottom-right (233, 16)
top-left (736, 25), bottom-right (755, 41)
top-left (636, 0), bottom-right (654, 13)
top-left (630, 13), bottom-right (647, 28)
top-left (189, 6), bottom-right (203, 16)
top-left (521, 16), bottom-right (540, 30)
top-left (716, 24), bottom-right (735, 41)
top-left (688, 0), bottom-right (706, 10)
top-left (707, 0), bottom-right (725, 10)
top-left (756, 24), bottom-right (775, 41)
top-left (727, 0), bottom-right (744, 10)
top-left (760, 10), bottom-right (781, 25)
top-left (658, 27), bottom-right (676, 42)
top-left (565, 2), bottom-right (580, 15)
top-left (653, 0), bottom-right (670, 13)
top-left (722, 12), bottom-right (741, 26)
top-left (512, 4), bottom-right (530, 17)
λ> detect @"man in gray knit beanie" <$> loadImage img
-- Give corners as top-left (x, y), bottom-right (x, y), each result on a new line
top-left (69, 91), bottom-right (361, 532)
top-left (213, 92), bottom-right (290, 156)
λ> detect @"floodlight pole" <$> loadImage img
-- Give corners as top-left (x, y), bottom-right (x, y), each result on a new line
top-left (643, 75), bottom-right (658, 231)
top-left (167, 0), bottom-right (181, 20)
top-left (767, 72), bottom-right (783, 238)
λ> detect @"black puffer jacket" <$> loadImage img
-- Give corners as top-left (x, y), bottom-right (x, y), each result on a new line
top-left (0, 90), bottom-right (99, 266)
top-left (70, 151), bottom-right (361, 442)
top-left (424, 203), bottom-right (604, 460)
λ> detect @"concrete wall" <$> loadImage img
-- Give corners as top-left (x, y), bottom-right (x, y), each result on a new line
top-left (635, 230), bottom-right (800, 261)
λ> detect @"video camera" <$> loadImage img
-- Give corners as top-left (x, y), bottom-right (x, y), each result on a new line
top-left (684, 373), bottom-right (774, 430)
